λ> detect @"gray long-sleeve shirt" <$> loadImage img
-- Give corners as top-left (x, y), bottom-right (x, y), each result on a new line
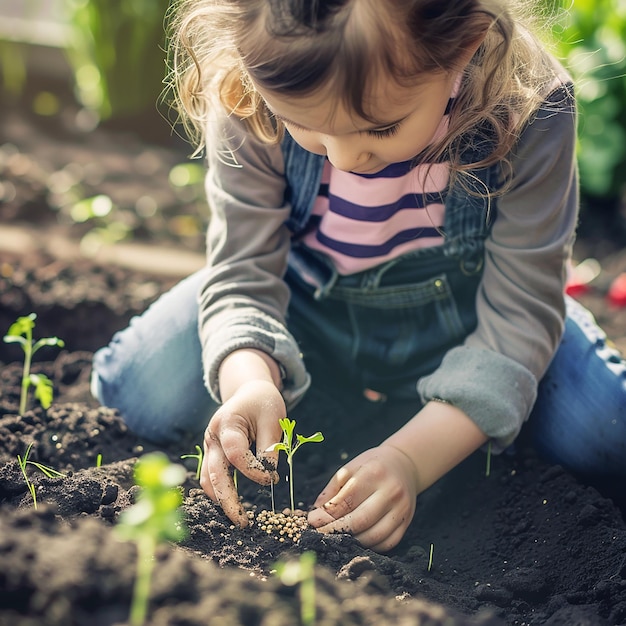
top-left (198, 83), bottom-right (578, 451)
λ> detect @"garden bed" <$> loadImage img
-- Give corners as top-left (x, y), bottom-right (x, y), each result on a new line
top-left (1, 76), bottom-right (626, 626)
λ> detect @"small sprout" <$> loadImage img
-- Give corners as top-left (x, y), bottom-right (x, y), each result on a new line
top-left (16, 442), bottom-right (66, 509)
top-left (275, 551), bottom-right (317, 625)
top-left (485, 440), bottom-right (492, 478)
top-left (428, 543), bottom-right (434, 572)
top-left (3, 313), bottom-right (64, 415)
top-left (268, 418), bottom-right (324, 513)
top-left (180, 444), bottom-right (203, 480)
top-left (115, 452), bottom-right (188, 626)
top-left (270, 474), bottom-right (276, 514)
top-left (96, 453), bottom-right (103, 468)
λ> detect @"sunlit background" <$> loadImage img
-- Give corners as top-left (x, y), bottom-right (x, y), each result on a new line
top-left (1, 0), bottom-right (625, 253)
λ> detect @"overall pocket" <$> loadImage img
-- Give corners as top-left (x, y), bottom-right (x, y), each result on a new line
top-left (334, 272), bottom-right (476, 384)
top-left (286, 249), bottom-right (483, 394)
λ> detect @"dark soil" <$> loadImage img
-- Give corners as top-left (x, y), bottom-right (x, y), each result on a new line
top-left (1, 62), bottom-right (626, 626)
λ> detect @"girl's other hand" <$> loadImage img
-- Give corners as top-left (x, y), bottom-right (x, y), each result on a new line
top-left (200, 380), bottom-right (284, 527)
top-left (307, 444), bottom-right (420, 552)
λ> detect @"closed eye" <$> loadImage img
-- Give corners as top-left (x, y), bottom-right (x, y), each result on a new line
top-left (366, 124), bottom-right (400, 139)
top-left (277, 115), bottom-right (402, 138)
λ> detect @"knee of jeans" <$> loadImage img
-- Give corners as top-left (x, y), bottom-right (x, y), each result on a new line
top-left (91, 347), bottom-right (169, 444)
top-left (91, 345), bottom-right (126, 406)
top-left (91, 345), bottom-right (215, 445)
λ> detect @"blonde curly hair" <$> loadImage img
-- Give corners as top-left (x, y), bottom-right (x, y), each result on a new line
top-left (165, 0), bottom-right (565, 176)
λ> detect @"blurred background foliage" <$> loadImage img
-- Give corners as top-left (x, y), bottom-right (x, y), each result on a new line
top-left (65, 0), bottom-right (172, 121)
top-left (64, 0), bottom-right (626, 207)
top-left (0, 0), bottom-right (625, 208)
top-left (546, 0), bottom-right (626, 202)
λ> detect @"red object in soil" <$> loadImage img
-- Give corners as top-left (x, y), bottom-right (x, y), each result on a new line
top-left (607, 273), bottom-right (626, 307)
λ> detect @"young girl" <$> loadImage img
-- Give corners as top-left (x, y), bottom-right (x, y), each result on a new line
top-left (92, 0), bottom-right (626, 552)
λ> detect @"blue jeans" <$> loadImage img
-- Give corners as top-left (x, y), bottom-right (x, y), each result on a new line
top-left (91, 262), bottom-right (626, 479)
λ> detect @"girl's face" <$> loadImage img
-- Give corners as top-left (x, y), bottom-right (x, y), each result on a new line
top-left (258, 70), bottom-right (457, 174)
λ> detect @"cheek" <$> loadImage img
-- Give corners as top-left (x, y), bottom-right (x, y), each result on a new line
top-left (285, 129), bottom-right (326, 155)
top-left (375, 139), bottom-right (425, 163)
top-left (378, 122), bottom-right (442, 162)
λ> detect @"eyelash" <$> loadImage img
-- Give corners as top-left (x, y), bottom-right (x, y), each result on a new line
top-left (281, 119), bottom-right (401, 139)
top-left (367, 125), bottom-right (400, 139)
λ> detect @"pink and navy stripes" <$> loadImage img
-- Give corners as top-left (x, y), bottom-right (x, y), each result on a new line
top-left (296, 88), bottom-right (461, 275)
top-left (301, 152), bottom-right (450, 275)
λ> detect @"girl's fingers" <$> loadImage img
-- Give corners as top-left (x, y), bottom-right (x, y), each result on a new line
top-left (354, 511), bottom-right (408, 552)
top-left (315, 506), bottom-right (406, 552)
top-left (312, 465), bottom-right (353, 507)
top-left (201, 436), bottom-right (248, 527)
top-left (255, 420), bottom-right (282, 481)
top-left (308, 479), bottom-right (376, 535)
top-left (199, 441), bottom-right (217, 500)
top-left (313, 464), bottom-right (375, 524)
top-left (219, 423), bottom-right (274, 484)
top-left (307, 506), bottom-right (336, 527)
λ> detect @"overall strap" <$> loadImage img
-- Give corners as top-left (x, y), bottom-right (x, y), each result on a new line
top-left (281, 131), bottom-right (325, 233)
top-left (441, 132), bottom-right (501, 270)
top-left (281, 131), bottom-right (325, 234)
top-left (281, 126), bottom-right (500, 260)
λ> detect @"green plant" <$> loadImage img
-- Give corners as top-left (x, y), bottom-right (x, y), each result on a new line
top-left (115, 452), bottom-right (188, 626)
top-left (64, 0), bottom-right (171, 121)
top-left (3, 313), bottom-right (65, 415)
top-left (545, 0), bottom-right (626, 200)
top-left (180, 444), bottom-right (203, 480)
top-left (17, 442), bottom-right (66, 509)
top-left (428, 543), bottom-right (434, 573)
top-left (269, 418), bottom-right (324, 513)
top-left (485, 440), bottom-right (492, 478)
top-left (274, 551), bottom-right (317, 626)
top-left (0, 40), bottom-right (27, 96)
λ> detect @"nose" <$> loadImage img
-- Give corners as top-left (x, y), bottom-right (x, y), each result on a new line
top-left (322, 136), bottom-right (370, 172)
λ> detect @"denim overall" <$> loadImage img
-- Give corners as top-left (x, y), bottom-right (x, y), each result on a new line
top-left (92, 132), bottom-right (626, 479)
top-left (281, 131), bottom-right (494, 400)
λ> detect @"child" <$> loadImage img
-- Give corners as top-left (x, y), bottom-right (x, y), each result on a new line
top-left (92, 0), bottom-right (626, 552)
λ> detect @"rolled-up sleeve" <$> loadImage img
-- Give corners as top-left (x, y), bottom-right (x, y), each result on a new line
top-left (418, 85), bottom-right (578, 450)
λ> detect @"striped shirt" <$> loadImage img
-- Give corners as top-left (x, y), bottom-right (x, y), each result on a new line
top-left (300, 100), bottom-right (454, 275)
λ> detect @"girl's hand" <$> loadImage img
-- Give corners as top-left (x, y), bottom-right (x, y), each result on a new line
top-left (200, 379), bottom-right (284, 527)
top-left (307, 444), bottom-right (420, 552)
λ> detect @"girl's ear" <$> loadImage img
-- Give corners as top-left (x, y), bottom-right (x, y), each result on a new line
top-left (456, 29), bottom-right (489, 70)
top-left (454, 11), bottom-right (492, 70)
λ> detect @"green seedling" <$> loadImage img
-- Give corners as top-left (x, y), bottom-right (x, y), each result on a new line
top-left (96, 453), bottom-right (103, 468)
top-left (16, 442), bottom-right (66, 509)
top-left (428, 543), bottom-right (434, 572)
top-left (180, 444), bottom-right (203, 480)
top-left (3, 313), bottom-right (64, 415)
top-left (274, 551), bottom-right (317, 626)
top-left (268, 418), bottom-right (324, 513)
top-left (115, 452), bottom-right (188, 626)
top-left (485, 440), bottom-right (492, 478)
